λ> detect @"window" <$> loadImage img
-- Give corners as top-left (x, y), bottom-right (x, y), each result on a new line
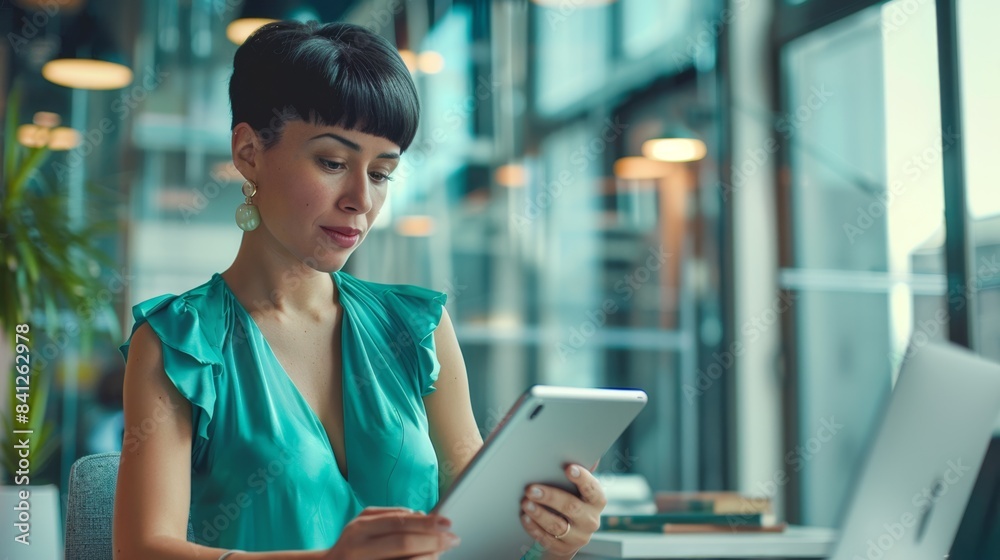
top-left (533, 3), bottom-right (610, 115)
top-left (958, 0), bottom-right (1000, 378)
top-left (779, 0), bottom-right (946, 526)
top-left (777, 0), bottom-right (1000, 530)
top-left (620, 0), bottom-right (693, 60)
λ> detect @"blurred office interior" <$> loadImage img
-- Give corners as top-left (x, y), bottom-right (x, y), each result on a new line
top-left (0, 0), bottom-right (998, 555)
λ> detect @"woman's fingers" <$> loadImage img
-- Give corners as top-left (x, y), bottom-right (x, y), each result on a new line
top-left (358, 506), bottom-right (420, 516)
top-left (519, 512), bottom-right (576, 557)
top-left (355, 507), bottom-right (422, 530)
top-left (375, 531), bottom-right (460, 558)
top-left (355, 511), bottom-right (460, 557)
top-left (524, 484), bottom-right (579, 519)
top-left (515, 465), bottom-right (606, 559)
top-left (330, 508), bottom-right (458, 560)
top-left (524, 479), bottom-right (602, 534)
top-left (521, 497), bottom-right (572, 537)
top-left (564, 463), bottom-right (607, 509)
top-left (361, 511), bottom-right (451, 536)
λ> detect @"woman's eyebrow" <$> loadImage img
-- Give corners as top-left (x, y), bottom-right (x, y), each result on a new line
top-left (309, 132), bottom-right (400, 160)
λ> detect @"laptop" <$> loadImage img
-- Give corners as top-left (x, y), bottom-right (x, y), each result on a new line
top-left (828, 340), bottom-right (1000, 560)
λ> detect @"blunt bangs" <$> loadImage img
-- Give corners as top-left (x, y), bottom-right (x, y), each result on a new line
top-left (229, 21), bottom-right (420, 152)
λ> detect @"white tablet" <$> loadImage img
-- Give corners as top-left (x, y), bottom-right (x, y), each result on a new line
top-left (432, 385), bottom-right (648, 559)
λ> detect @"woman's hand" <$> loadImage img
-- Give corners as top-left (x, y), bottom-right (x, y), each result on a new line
top-left (519, 462), bottom-right (607, 559)
top-left (321, 506), bottom-right (461, 560)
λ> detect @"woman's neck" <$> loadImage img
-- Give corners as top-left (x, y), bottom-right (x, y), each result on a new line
top-left (221, 236), bottom-right (341, 320)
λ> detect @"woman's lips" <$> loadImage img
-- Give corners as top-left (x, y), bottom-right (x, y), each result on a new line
top-left (321, 227), bottom-right (360, 248)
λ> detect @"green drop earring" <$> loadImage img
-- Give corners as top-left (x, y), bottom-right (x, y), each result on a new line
top-left (235, 179), bottom-right (261, 231)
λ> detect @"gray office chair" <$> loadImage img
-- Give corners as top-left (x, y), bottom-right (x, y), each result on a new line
top-left (65, 452), bottom-right (195, 560)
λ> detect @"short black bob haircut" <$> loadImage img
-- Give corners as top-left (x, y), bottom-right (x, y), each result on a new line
top-left (229, 21), bottom-right (420, 153)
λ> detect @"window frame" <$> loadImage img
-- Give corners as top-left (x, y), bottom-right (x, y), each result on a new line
top-left (770, 0), bottom-right (973, 523)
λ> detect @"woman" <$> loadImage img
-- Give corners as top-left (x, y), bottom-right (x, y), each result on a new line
top-left (112, 20), bottom-right (606, 560)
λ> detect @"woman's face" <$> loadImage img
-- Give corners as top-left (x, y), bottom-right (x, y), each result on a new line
top-left (234, 119), bottom-right (401, 273)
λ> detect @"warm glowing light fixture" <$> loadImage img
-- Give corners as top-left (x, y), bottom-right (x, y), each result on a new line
top-left (17, 125), bottom-right (49, 148)
top-left (47, 127), bottom-right (83, 151)
top-left (14, 0), bottom-right (84, 10)
top-left (227, 18), bottom-right (279, 45)
top-left (43, 59), bottom-right (133, 90)
top-left (398, 49), bottom-right (418, 73)
top-left (417, 51), bottom-right (445, 74)
top-left (613, 157), bottom-right (672, 180)
top-left (396, 215), bottom-right (435, 237)
top-left (495, 164), bottom-right (526, 188)
top-left (227, 0), bottom-right (320, 45)
top-left (32, 112), bottom-right (60, 128)
top-left (41, 9), bottom-right (133, 90)
top-left (17, 112), bottom-right (81, 151)
top-left (641, 124), bottom-right (707, 163)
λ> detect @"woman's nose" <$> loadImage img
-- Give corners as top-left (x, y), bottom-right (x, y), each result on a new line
top-left (339, 171), bottom-right (372, 213)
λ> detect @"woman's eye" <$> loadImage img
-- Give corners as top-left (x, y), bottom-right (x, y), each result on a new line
top-left (319, 159), bottom-right (393, 184)
top-left (370, 172), bottom-right (393, 184)
top-left (319, 158), bottom-right (345, 170)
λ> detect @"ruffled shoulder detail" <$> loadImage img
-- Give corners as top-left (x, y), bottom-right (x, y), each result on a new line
top-left (119, 284), bottom-right (224, 447)
top-left (334, 272), bottom-right (448, 397)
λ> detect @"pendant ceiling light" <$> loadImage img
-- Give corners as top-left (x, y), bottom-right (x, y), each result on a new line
top-left (613, 156), bottom-right (673, 181)
top-left (13, 0), bottom-right (85, 13)
top-left (641, 123), bottom-right (707, 163)
top-left (17, 112), bottom-right (81, 151)
top-left (227, 0), bottom-right (321, 45)
top-left (41, 8), bottom-right (133, 90)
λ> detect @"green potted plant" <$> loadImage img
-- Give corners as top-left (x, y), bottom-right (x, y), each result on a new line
top-left (0, 82), bottom-right (121, 553)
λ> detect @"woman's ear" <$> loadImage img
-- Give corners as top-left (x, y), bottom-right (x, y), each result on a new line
top-left (232, 122), bottom-right (260, 179)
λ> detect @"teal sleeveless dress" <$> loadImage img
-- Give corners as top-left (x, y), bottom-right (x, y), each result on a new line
top-left (118, 270), bottom-right (448, 552)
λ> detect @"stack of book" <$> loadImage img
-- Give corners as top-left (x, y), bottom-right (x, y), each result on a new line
top-left (599, 491), bottom-right (785, 534)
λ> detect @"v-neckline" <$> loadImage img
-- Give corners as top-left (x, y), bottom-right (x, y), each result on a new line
top-left (215, 271), bottom-right (352, 484)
